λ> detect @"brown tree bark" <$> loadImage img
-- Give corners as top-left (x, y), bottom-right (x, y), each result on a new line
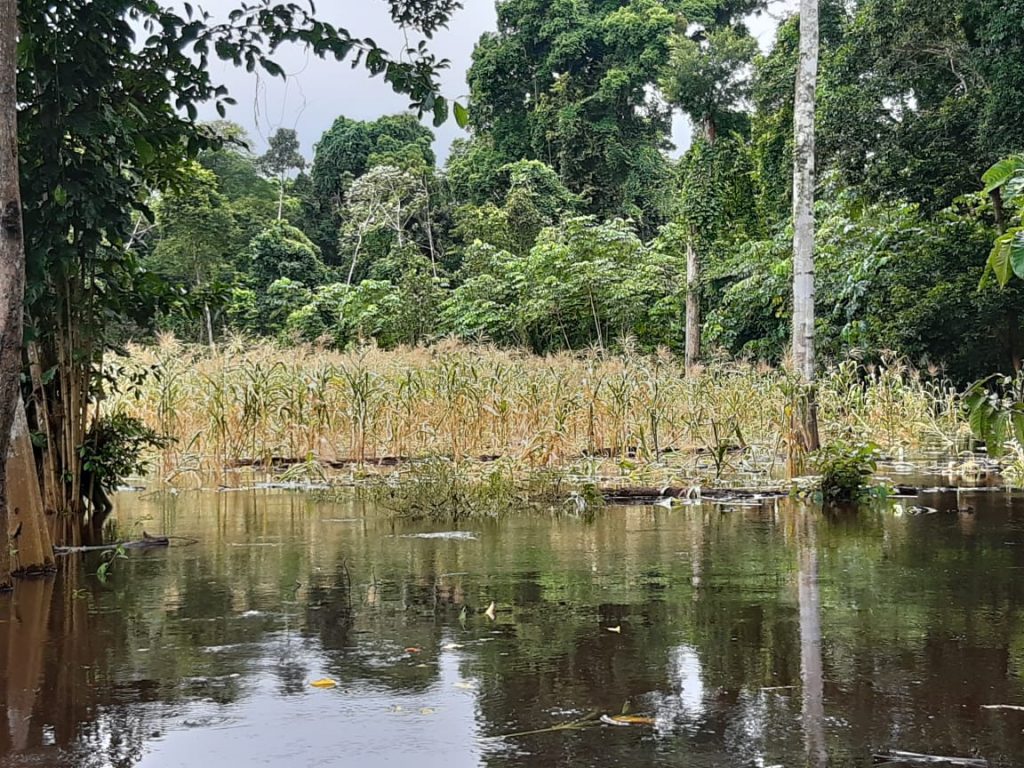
top-left (0, 0), bottom-right (25, 591)
top-left (7, 394), bottom-right (54, 574)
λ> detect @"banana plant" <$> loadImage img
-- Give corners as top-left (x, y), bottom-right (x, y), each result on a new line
top-left (980, 155), bottom-right (1024, 287)
top-left (964, 374), bottom-right (1024, 457)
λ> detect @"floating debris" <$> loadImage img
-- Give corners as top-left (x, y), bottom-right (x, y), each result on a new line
top-left (600, 714), bottom-right (655, 727)
top-left (396, 531), bottom-right (478, 540)
top-left (309, 678), bottom-right (338, 689)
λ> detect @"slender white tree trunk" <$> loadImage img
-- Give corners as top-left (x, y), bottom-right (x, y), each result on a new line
top-left (277, 171), bottom-right (285, 221)
top-left (685, 239), bottom-right (700, 372)
top-left (788, 0), bottom-right (821, 466)
top-left (0, 0), bottom-right (24, 590)
top-left (792, 0), bottom-right (819, 382)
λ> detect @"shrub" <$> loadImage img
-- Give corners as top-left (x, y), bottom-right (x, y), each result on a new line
top-left (811, 439), bottom-right (879, 502)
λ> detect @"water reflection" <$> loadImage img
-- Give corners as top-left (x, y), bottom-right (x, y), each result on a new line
top-left (0, 489), bottom-right (1021, 767)
top-left (798, 513), bottom-right (827, 768)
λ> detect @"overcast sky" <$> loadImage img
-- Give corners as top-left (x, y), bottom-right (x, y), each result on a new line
top-left (196, 0), bottom-right (795, 163)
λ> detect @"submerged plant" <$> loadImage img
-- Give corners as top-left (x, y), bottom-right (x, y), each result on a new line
top-left (368, 458), bottom-right (602, 522)
top-left (810, 439), bottom-right (879, 502)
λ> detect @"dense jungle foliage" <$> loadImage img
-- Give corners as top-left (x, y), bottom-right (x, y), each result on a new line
top-left (126, 0), bottom-right (1024, 385)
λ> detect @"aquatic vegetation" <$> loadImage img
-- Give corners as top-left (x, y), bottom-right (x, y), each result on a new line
top-left (361, 458), bottom-right (598, 522)
top-left (107, 338), bottom-right (968, 486)
top-left (810, 439), bottom-right (880, 502)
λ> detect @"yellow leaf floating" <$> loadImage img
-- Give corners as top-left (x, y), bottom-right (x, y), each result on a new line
top-left (610, 715), bottom-right (656, 726)
top-left (606, 625), bottom-right (621, 634)
top-left (484, 601), bottom-right (496, 620)
top-left (310, 678), bottom-right (338, 689)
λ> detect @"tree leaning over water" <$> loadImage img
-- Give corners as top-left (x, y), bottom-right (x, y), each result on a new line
top-left (0, 0), bottom-right (460, 559)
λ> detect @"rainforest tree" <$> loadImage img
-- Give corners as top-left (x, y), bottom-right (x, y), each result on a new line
top-left (7, 0), bottom-right (459, 547)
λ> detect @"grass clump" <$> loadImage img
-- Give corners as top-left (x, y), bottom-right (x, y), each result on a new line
top-left (366, 458), bottom-right (602, 522)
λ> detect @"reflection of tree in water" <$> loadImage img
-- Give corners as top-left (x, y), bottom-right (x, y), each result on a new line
top-left (304, 558), bottom-right (355, 650)
top-left (0, 565), bottom-right (154, 768)
top-left (302, 559), bottom-right (462, 695)
top-left (798, 512), bottom-right (827, 768)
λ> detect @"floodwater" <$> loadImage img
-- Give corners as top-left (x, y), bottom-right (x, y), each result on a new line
top-left (1, 487), bottom-right (1024, 768)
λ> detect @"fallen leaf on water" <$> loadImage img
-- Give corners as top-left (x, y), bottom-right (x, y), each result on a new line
top-left (484, 601), bottom-right (496, 620)
top-left (453, 681), bottom-right (477, 690)
top-left (607, 715), bottom-right (656, 726)
top-left (310, 679), bottom-right (337, 689)
top-left (419, 707), bottom-right (437, 715)
top-left (606, 625), bottom-right (621, 634)
top-left (600, 714), bottom-right (630, 727)
top-left (405, 647), bottom-right (421, 654)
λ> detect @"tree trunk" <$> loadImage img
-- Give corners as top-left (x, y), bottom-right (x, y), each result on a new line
top-left (27, 341), bottom-right (60, 523)
top-left (792, 0), bottom-right (819, 382)
top-left (277, 172), bottom-right (285, 221)
top-left (684, 119), bottom-right (716, 375)
top-left (790, 0), bottom-right (821, 462)
top-left (204, 302), bottom-right (214, 348)
top-left (685, 238), bottom-right (700, 373)
top-left (7, 394), bottom-right (54, 575)
top-left (0, 0), bottom-right (25, 591)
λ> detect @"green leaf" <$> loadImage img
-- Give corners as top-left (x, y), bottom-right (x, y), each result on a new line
top-left (1010, 229), bottom-right (1024, 280)
top-left (1010, 409), bottom-right (1024, 445)
top-left (968, 397), bottom-right (993, 442)
top-left (53, 185), bottom-right (67, 206)
top-left (262, 60), bottom-right (285, 78)
top-left (453, 101), bottom-right (469, 129)
top-left (432, 95), bottom-right (447, 127)
top-left (987, 234), bottom-right (1014, 287)
top-left (135, 136), bottom-right (155, 165)
top-left (982, 155), bottom-right (1024, 194)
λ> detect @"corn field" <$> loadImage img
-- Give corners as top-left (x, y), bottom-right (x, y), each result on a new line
top-left (108, 336), bottom-right (969, 482)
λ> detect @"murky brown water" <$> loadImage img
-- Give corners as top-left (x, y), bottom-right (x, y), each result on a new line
top-left (1, 487), bottom-right (1024, 767)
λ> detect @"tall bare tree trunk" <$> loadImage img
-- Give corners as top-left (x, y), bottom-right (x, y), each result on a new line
top-left (277, 172), bottom-right (285, 221)
top-left (685, 239), bottom-right (700, 372)
top-left (684, 121), bottom-right (717, 375)
top-left (790, 0), bottom-right (821, 464)
top-left (792, 0), bottom-right (818, 381)
top-left (0, 0), bottom-right (25, 591)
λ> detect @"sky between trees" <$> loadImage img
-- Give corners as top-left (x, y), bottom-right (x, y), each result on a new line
top-left (193, 0), bottom-right (793, 161)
